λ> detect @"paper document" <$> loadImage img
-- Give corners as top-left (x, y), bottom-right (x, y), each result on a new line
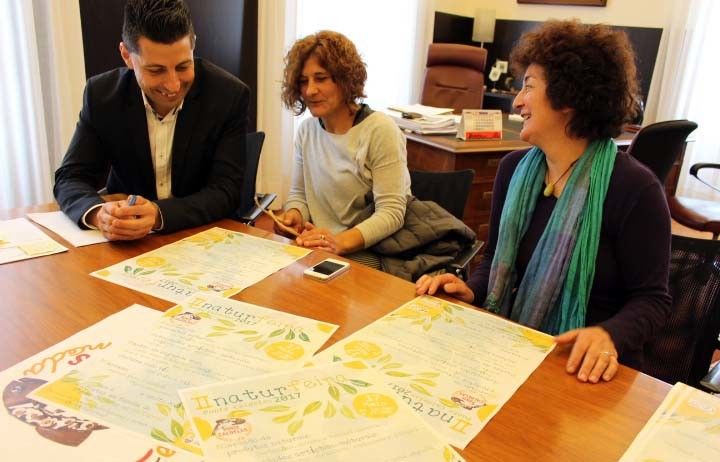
top-left (387, 104), bottom-right (454, 116)
top-left (313, 295), bottom-right (555, 448)
top-left (385, 109), bottom-right (459, 135)
top-left (179, 363), bottom-right (464, 461)
top-left (0, 218), bottom-right (67, 264)
top-left (27, 211), bottom-right (108, 247)
top-left (0, 306), bottom-right (199, 462)
top-left (92, 227), bottom-right (310, 303)
top-left (619, 382), bottom-right (720, 461)
top-left (32, 295), bottom-right (339, 457)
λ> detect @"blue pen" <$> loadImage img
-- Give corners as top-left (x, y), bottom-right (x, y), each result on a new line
top-left (127, 195), bottom-right (137, 206)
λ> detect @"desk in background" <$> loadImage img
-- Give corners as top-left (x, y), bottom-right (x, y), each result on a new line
top-left (0, 204), bottom-right (670, 461)
top-left (406, 115), bottom-right (635, 242)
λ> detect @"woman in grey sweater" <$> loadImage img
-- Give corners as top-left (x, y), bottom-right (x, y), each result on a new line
top-left (276, 30), bottom-right (411, 267)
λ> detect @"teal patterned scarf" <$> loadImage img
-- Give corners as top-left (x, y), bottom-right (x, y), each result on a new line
top-left (484, 139), bottom-right (617, 334)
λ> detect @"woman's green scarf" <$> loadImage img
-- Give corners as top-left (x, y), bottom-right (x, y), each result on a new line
top-left (484, 138), bottom-right (617, 334)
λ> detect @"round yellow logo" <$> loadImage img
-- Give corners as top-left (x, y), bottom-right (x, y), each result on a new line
top-left (352, 393), bottom-right (398, 419)
top-left (343, 341), bottom-right (383, 360)
top-left (265, 341), bottom-right (305, 360)
top-left (136, 256), bottom-right (167, 268)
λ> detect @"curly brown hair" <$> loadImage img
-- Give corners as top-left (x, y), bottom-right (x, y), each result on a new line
top-left (509, 19), bottom-right (639, 140)
top-left (281, 30), bottom-right (367, 116)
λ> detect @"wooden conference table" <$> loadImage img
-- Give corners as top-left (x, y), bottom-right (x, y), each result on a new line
top-left (405, 115), bottom-right (636, 242)
top-left (0, 204), bottom-right (671, 461)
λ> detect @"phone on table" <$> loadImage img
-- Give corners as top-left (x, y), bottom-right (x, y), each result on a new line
top-left (303, 258), bottom-right (350, 281)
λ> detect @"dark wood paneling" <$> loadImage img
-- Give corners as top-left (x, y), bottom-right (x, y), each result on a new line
top-left (78, 0), bottom-right (258, 130)
top-left (433, 13), bottom-right (662, 108)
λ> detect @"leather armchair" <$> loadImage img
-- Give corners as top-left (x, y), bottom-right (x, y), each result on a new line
top-left (421, 43), bottom-right (487, 114)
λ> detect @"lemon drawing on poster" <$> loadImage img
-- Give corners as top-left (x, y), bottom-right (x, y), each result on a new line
top-left (265, 341), bottom-right (305, 360)
top-left (515, 326), bottom-right (554, 352)
top-left (95, 269), bottom-right (111, 277)
top-left (352, 393), bottom-right (398, 419)
top-left (316, 322), bottom-right (334, 334)
top-left (33, 375), bottom-right (84, 410)
top-left (343, 340), bottom-right (383, 360)
top-left (282, 245), bottom-right (309, 257)
top-left (136, 255), bottom-right (167, 268)
top-left (193, 416), bottom-right (214, 441)
top-left (476, 403), bottom-right (498, 421)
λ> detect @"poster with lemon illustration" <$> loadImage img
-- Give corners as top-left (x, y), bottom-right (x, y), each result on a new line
top-left (178, 363), bottom-right (464, 461)
top-left (1, 305), bottom-right (200, 462)
top-left (0, 218), bottom-right (67, 264)
top-left (620, 382), bottom-right (720, 461)
top-left (91, 227), bottom-right (310, 303)
top-left (31, 294), bottom-right (338, 457)
top-left (313, 295), bottom-right (555, 448)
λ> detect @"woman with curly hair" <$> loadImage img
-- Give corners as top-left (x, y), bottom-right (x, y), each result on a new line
top-left (417, 20), bottom-right (671, 383)
top-left (275, 30), bottom-right (410, 267)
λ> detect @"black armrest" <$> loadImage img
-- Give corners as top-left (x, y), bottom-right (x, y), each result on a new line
top-left (690, 163), bottom-right (720, 193)
top-left (237, 193), bottom-right (277, 225)
top-left (690, 163), bottom-right (720, 177)
top-left (446, 240), bottom-right (484, 281)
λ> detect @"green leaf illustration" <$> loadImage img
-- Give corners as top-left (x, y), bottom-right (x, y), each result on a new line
top-left (380, 363), bottom-right (402, 370)
top-left (124, 265), bottom-right (132, 273)
top-left (423, 323), bottom-right (432, 331)
top-left (444, 306), bottom-right (453, 313)
top-left (412, 378), bottom-right (437, 386)
top-left (328, 384), bottom-right (340, 401)
top-left (324, 401), bottom-right (336, 418)
top-left (349, 379), bottom-right (371, 387)
top-left (157, 403), bottom-right (171, 416)
top-left (303, 401), bottom-right (322, 415)
top-left (269, 328), bottom-right (286, 337)
top-left (254, 340), bottom-right (268, 349)
top-left (340, 405), bottom-right (355, 419)
top-left (410, 383), bottom-right (432, 396)
top-left (140, 270), bottom-right (155, 275)
top-left (332, 355), bottom-right (343, 362)
top-left (440, 398), bottom-right (460, 408)
top-left (377, 354), bottom-right (392, 363)
top-left (179, 279), bottom-right (193, 285)
top-left (133, 267), bottom-right (143, 274)
top-left (418, 372), bottom-right (441, 378)
top-left (171, 419), bottom-right (184, 438)
top-left (243, 335), bottom-right (263, 342)
top-left (339, 383), bottom-right (357, 394)
top-left (218, 319), bottom-right (236, 327)
top-left (272, 411), bottom-right (296, 423)
top-left (260, 405), bottom-right (291, 412)
top-left (207, 332), bottom-right (228, 337)
top-left (211, 326), bottom-right (234, 331)
top-left (150, 428), bottom-right (172, 443)
top-left (236, 330), bottom-right (259, 335)
top-left (175, 403), bottom-right (185, 419)
top-left (385, 371), bottom-right (411, 377)
top-left (288, 419), bottom-right (304, 436)
top-left (285, 330), bottom-right (295, 340)
top-left (298, 332), bottom-right (310, 342)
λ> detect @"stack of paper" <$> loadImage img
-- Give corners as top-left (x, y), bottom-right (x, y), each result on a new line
top-left (385, 104), bottom-right (459, 135)
top-left (0, 218), bottom-right (67, 264)
top-left (619, 382), bottom-right (720, 461)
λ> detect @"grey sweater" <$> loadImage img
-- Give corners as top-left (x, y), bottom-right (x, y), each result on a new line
top-left (285, 110), bottom-right (411, 247)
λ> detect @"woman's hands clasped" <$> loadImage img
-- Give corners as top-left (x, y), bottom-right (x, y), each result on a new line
top-left (296, 222), bottom-right (340, 254)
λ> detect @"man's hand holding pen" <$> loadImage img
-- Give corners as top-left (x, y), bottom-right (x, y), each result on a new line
top-left (89, 194), bottom-right (160, 240)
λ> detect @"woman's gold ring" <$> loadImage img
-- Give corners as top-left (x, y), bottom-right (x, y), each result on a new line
top-left (320, 234), bottom-right (325, 241)
top-left (600, 351), bottom-right (614, 357)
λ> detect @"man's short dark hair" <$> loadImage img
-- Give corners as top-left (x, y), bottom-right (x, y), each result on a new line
top-left (122, 0), bottom-right (195, 53)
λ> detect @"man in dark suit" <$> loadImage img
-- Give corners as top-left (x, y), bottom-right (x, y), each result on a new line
top-left (54, 0), bottom-right (249, 240)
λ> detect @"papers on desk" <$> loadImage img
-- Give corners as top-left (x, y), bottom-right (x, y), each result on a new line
top-left (385, 104), bottom-right (459, 135)
top-left (27, 211), bottom-right (108, 247)
top-left (30, 296), bottom-right (339, 457)
top-left (0, 217), bottom-right (67, 264)
top-left (92, 227), bottom-right (311, 303)
top-left (619, 382), bottom-right (720, 461)
top-left (178, 363), bottom-right (464, 461)
top-left (312, 295), bottom-right (555, 449)
top-left (0, 306), bottom-right (201, 462)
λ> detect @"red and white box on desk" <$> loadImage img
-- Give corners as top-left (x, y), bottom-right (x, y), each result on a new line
top-left (456, 109), bottom-right (503, 140)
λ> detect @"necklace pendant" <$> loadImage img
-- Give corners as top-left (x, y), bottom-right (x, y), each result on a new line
top-left (543, 183), bottom-right (554, 197)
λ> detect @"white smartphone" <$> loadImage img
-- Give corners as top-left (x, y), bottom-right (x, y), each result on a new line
top-left (303, 258), bottom-right (350, 281)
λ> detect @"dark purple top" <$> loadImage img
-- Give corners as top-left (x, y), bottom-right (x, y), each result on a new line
top-left (468, 149), bottom-right (672, 368)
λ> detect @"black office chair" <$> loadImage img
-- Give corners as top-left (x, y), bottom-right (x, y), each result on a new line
top-left (626, 119), bottom-right (698, 186)
top-left (641, 234), bottom-right (720, 392)
top-left (409, 169), bottom-right (482, 280)
top-left (669, 162), bottom-right (720, 240)
top-left (234, 131), bottom-right (277, 225)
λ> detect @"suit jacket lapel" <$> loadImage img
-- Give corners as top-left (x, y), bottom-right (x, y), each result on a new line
top-left (125, 80), bottom-right (157, 198)
top-left (171, 60), bottom-right (204, 187)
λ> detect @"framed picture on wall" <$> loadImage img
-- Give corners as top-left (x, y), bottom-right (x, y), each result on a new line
top-left (517, 0), bottom-right (607, 5)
